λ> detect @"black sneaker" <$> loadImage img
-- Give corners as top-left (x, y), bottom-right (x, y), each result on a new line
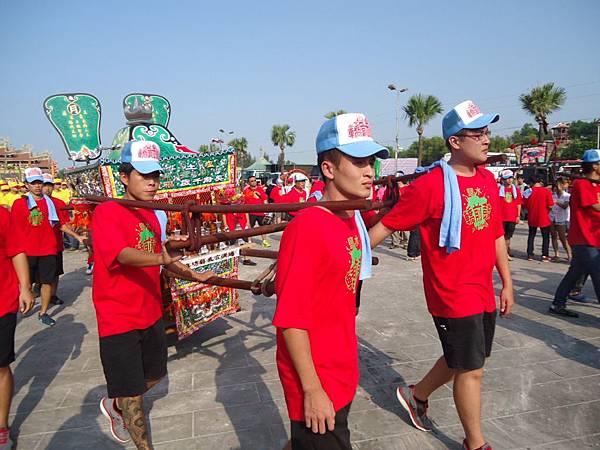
top-left (396, 385), bottom-right (432, 431)
top-left (38, 313), bottom-right (56, 327)
top-left (549, 305), bottom-right (579, 318)
top-left (50, 296), bottom-right (64, 305)
top-left (242, 259), bottom-right (257, 266)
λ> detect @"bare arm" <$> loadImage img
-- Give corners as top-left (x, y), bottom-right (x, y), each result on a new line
top-left (117, 242), bottom-right (181, 268)
top-left (11, 252), bottom-right (34, 314)
top-left (592, 203), bottom-right (600, 212)
top-left (368, 221), bottom-right (395, 249)
top-left (282, 328), bottom-right (335, 434)
top-left (495, 236), bottom-right (514, 316)
top-left (60, 223), bottom-right (85, 244)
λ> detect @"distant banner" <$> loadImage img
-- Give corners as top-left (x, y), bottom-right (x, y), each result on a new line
top-left (43, 93), bottom-right (102, 161)
top-left (521, 145), bottom-right (547, 164)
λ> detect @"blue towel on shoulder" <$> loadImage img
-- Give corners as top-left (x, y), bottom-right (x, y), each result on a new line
top-left (26, 193), bottom-right (59, 226)
top-left (154, 210), bottom-right (168, 242)
top-left (499, 184), bottom-right (517, 198)
top-left (414, 159), bottom-right (462, 254)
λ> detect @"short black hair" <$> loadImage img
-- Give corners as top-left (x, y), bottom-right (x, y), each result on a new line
top-left (582, 162), bottom-right (596, 174)
top-left (118, 162), bottom-right (135, 175)
top-left (317, 149), bottom-right (343, 180)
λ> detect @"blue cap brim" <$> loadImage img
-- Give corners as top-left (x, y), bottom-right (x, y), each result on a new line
top-left (335, 140), bottom-right (390, 159)
top-left (25, 176), bottom-right (44, 183)
top-left (131, 161), bottom-right (163, 174)
top-left (462, 113), bottom-right (500, 130)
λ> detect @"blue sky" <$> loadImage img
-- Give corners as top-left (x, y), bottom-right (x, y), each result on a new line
top-left (1, 0), bottom-right (599, 167)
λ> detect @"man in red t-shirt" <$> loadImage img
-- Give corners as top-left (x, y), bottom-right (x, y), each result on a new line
top-left (370, 100), bottom-right (514, 450)
top-left (274, 113), bottom-right (388, 450)
top-left (242, 176), bottom-right (270, 247)
top-left (551, 149), bottom-right (600, 317)
top-left (497, 169), bottom-right (522, 260)
top-left (92, 141), bottom-right (213, 448)
top-left (10, 168), bottom-right (76, 327)
top-left (41, 174), bottom-right (85, 306)
top-left (0, 207), bottom-right (33, 449)
top-left (523, 177), bottom-right (554, 261)
top-left (282, 174), bottom-right (308, 215)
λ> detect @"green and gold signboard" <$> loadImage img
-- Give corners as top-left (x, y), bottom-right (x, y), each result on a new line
top-left (43, 93), bottom-right (102, 161)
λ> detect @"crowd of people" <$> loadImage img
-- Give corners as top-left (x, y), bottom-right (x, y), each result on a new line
top-left (0, 104), bottom-right (598, 450)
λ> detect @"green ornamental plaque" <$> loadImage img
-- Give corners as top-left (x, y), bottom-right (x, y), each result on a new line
top-left (43, 93), bottom-right (102, 161)
top-left (123, 93), bottom-right (170, 127)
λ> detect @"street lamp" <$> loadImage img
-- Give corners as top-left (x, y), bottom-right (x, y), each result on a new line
top-left (218, 129), bottom-right (234, 150)
top-left (387, 84), bottom-right (408, 156)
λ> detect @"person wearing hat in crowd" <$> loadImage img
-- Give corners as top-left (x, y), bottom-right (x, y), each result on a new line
top-left (2, 183), bottom-right (21, 208)
top-left (269, 177), bottom-right (285, 223)
top-left (549, 149), bottom-right (600, 317)
top-left (282, 173), bottom-right (308, 217)
top-left (17, 183), bottom-right (27, 195)
top-left (41, 173), bottom-right (86, 306)
top-left (52, 179), bottom-right (68, 203)
top-left (0, 182), bottom-right (9, 208)
top-left (274, 113), bottom-right (387, 450)
top-left (91, 141), bottom-right (214, 448)
top-left (0, 197), bottom-right (34, 450)
top-left (9, 168), bottom-right (76, 327)
top-left (307, 177), bottom-right (325, 202)
top-left (523, 176), bottom-right (554, 262)
top-left (242, 175), bottom-right (271, 247)
top-left (498, 169), bottom-right (522, 260)
top-left (369, 100), bottom-right (514, 450)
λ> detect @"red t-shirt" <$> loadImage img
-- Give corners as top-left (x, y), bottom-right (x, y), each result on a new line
top-left (243, 186), bottom-right (267, 216)
top-left (524, 186), bottom-right (553, 228)
top-left (270, 185), bottom-right (283, 203)
top-left (91, 201), bottom-right (163, 337)
top-left (282, 188), bottom-right (307, 216)
top-left (273, 207), bottom-right (361, 421)
top-left (381, 167), bottom-right (503, 318)
top-left (10, 197), bottom-right (66, 256)
top-left (498, 185), bottom-right (522, 223)
top-left (567, 178), bottom-right (600, 248)
top-left (0, 207), bottom-right (23, 317)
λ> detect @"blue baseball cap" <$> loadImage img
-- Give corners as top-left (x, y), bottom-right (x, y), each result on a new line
top-left (442, 100), bottom-right (499, 140)
top-left (316, 113), bottom-right (389, 159)
top-left (24, 167), bottom-right (44, 183)
top-left (581, 149), bottom-right (600, 163)
top-left (121, 140), bottom-right (163, 174)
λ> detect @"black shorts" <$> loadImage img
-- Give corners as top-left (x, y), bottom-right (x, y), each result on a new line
top-left (290, 403), bottom-right (351, 450)
top-left (433, 311), bottom-right (496, 370)
top-left (99, 318), bottom-right (167, 398)
top-left (28, 255), bottom-right (58, 284)
top-left (56, 251), bottom-right (64, 276)
top-left (503, 222), bottom-right (516, 239)
top-left (0, 313), bottom-right (17, 367)
top-left (248, 215), bottom-right (264, 228)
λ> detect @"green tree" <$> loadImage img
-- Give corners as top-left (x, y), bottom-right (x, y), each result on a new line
top-left (404, 136), bottom-right (447, 165)
top-left (509, 123), bottom-right (539, 145)
top-left (271, 124), bottom-right (296, 173)
top-left (558, 119), bottom-right (599, 160)
top-left (324, 109), bottom-right (347, 119)
top-left (228, 137), bottom-right (255, 168)
top-left (519, 83), bottom-right (566, 143)
top-left (198, 143), bottom-right (221, 153)
top-left (402, 94), bottom-right (443, 166)
top-left (488, 135), bottom-right (510, 153)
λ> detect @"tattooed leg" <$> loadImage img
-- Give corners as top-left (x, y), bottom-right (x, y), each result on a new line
top-left (117, 395), bottom-right (152, 450)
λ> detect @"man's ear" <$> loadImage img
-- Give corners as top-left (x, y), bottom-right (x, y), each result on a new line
top-left (320, 160), bottom-right (335, 182)
top-left (447, 136), bottom-right (461, 151)
top-left (119, 172), bottom-right (129, 187)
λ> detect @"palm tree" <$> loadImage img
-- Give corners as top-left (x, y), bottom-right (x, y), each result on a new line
top-left (228, 137), bottom-right (255, 168)
top-left (271, 125), bottom-right (296, 173)
top-left (519, 83), bottom-right (566, 143)
top-left (324, 109), bottom-right (347, 119)
top-left (403, 94), bottom-right (443, 166)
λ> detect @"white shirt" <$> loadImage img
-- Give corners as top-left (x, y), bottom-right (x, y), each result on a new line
top-left (550, 191), bottom-right (570, 223)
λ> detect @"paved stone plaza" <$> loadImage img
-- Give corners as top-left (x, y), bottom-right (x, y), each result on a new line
top-left (8, 225), bottom-right (600, 449)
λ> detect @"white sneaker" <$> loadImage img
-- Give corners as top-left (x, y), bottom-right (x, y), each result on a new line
top-left (100, 397), bottom-right (130, 443)
top-left (85, 263), bottom-right (94, 275)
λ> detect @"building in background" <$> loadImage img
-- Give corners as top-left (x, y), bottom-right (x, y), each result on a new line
top-left (0, 137), bottom-right (57, 180)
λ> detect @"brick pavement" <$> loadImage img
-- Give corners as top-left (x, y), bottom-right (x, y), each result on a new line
top-left (8, 225), bottom-right (600, 449)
